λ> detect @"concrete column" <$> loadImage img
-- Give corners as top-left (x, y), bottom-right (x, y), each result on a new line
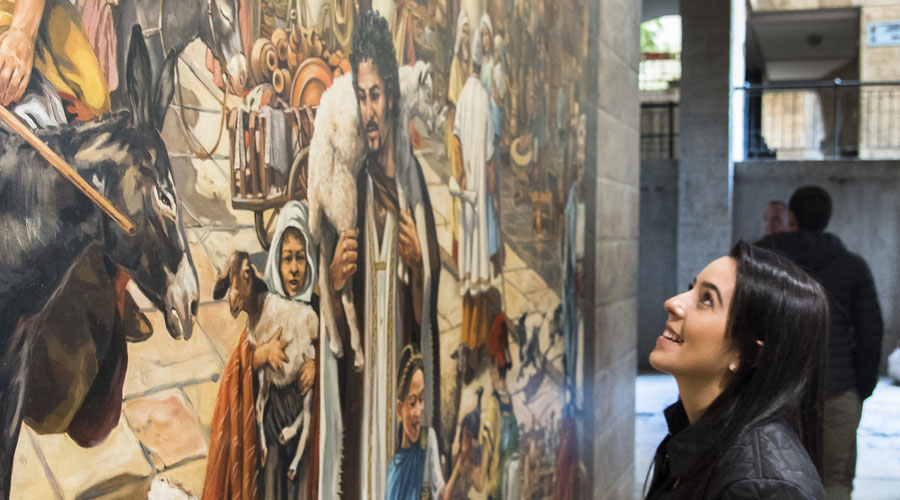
top-left (586, 0), bottom-right (640, 498)
top-left (676, 0), bottom-right (735, 287)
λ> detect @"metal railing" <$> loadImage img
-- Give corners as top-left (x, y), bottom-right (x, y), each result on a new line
top-left (740, 80), bottom-right (900, 160)
top-left (640, 102), bottom-right (679, 160)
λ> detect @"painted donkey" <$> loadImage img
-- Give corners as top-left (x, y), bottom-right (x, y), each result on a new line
top-left (0, 27), bottom-right (199, 499)
top-left (115, 0), bottom-right (247, 96)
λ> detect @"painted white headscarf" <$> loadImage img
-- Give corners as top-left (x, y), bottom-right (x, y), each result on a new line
top-left (263, 200), bottom-right (318, 303)
top-left (454, 9), bottom-right (470, 57)
top-left (474, 13), bottom-right (493, 66)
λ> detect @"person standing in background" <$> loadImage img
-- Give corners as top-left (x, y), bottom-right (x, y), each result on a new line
top-left (758, 186), bottom-right (883, 500)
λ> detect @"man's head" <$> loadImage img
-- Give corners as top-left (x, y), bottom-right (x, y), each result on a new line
top-left (351, 11), bottom-right (399, 154)
top-left (763, 200), bottom-right (788, 235)
top-left (788, 186), bottom-right (832, 232)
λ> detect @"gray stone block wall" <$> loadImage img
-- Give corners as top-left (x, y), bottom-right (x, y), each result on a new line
top-left (638, 160), bottom-right (679, 369)
top-left (677, 0), bottom-right (735, 290)
top-left (587, 0), bottom-right (640, 497)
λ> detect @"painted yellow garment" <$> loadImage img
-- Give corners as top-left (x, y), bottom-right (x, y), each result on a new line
top-left (0, 0), bottom-right (110, 116)
top-left (480, 390), bottom-right (503, 497)
top-left (446, 56), bottom-right (468, 256)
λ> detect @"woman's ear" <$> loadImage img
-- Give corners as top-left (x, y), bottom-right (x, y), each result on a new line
top-left (396, 400), bottom-right (403, 422)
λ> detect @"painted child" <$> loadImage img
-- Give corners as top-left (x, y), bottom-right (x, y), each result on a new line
top-left (385, 345), bottom-right (447, 500)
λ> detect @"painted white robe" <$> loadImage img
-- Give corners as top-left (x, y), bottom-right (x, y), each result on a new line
top-left (455, 75), bottom-right (495, 296)
top-left (357, 162), bottom-right (437, 500)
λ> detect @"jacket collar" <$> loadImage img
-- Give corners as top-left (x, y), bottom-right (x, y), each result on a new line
top-left (663, 400), bottom-right (717, 478)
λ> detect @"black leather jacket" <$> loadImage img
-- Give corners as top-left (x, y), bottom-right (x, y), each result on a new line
top-left (645, 402), bottom-right (825, 500)
top-left (758, 231), bottom-right (883, 399)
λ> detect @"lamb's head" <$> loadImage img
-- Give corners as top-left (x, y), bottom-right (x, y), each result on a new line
top-left (213, 251), bottom-right (268, 318)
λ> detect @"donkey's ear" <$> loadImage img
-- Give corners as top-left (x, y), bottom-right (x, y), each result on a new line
top-left (152, 49), bottom-right (178, 132)
top-left (126, 25), bottom-right (153, 127)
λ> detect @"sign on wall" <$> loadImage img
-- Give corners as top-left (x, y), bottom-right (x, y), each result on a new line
top-left (867, 20), bottom-right (900, 47)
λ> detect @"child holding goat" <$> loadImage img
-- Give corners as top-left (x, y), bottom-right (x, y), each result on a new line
top-left (203, 201), bottom-right (343, 500)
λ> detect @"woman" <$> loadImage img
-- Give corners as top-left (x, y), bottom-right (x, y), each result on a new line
top-left (386, 345), bottom-right (448, 500)
top-left (645, 241), bottom-right (827, 500)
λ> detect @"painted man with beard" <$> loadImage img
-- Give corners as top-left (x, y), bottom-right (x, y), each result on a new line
top-left (327, 11), bottom-right (441, 500)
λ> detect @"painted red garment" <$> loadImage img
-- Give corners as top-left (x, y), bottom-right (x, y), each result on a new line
top-left (23, 250), bottom-right (135, 446)
top-left (488, 313), bottom-right (510, 368)
top-left (554, 416), bottom-right (578, 500)
top-left (202, 330), bottom-right (259, 500)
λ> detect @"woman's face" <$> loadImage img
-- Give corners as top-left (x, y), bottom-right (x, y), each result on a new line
top-left (482, 26), bottom-right (491, 55)
top-left (649, 256), bottom-right (740, 382)
top-left (279, 229), bottom-right (307, 297)
top-left (396, 369), bottom-right (425, 447)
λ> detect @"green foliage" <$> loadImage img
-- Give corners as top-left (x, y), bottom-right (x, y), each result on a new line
top-left (641, 19), bottom-right (663, 53)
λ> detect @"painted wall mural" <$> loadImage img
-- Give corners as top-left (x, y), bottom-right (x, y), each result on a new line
top-left (0, 0), bottom-right (593, 498)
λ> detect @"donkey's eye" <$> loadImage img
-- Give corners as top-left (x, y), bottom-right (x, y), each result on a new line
top-left (153, 185), bottom-right (177, 220)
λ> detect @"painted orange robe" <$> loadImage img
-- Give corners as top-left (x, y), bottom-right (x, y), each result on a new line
top-left (202, 330), bottom-right (259, 500)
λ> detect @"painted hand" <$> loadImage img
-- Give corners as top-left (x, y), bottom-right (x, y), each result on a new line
top-left (297, 355), bottom-right (316, 395)
top-left (330, 229), bottom-right (358, 291)
top-left (0, 28), bottom-right (35, 106)
top-left (398, 210), bottom-right (422, 270)
top-left (260, 327), bottom-right (291, 373)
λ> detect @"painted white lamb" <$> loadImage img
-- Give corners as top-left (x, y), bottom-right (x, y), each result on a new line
top-left (147, 477), bottom-right (196, 500)
top-left (306, 60), bottom-right (437, 371)
top-left (213, 251), bottom-right (317, 480)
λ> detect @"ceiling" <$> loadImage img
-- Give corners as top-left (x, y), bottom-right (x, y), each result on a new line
top-left (642, 0), bottom-right (678, 22)
top-left (747, 8), bottom-right (859, 81)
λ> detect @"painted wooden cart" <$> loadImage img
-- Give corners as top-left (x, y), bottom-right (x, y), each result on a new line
top-left (228, 57), bottom-right (336, 250)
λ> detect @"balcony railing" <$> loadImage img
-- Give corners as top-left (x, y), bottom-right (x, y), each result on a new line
top-left (640, 102), bottom-right (679, 160)
top-left (739, 80), bottom-right (900, 161)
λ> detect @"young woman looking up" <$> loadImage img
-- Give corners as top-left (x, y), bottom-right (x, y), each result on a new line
top-left (645, 241), bottom-right (828, 500)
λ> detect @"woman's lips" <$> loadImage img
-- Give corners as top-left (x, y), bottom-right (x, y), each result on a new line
top-left (661, 325), bottom-right (683, 344)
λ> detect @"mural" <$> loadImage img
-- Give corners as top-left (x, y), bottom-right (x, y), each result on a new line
top-left (0, 0), bottom-right (592, 498)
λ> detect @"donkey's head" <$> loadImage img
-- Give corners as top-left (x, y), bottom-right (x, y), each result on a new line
top-left (202, 0), bottom-right (247, 93)
top-left (103, 26), bottom-right (199, 339)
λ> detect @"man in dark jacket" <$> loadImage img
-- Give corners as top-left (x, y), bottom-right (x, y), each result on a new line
top-left (758, 185), bottom-right (883, 500)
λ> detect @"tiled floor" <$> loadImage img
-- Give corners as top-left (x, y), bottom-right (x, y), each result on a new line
top-left (634, 373), bottom-right (900, 499)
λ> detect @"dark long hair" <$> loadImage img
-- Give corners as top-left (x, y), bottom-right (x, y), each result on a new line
top-left (672, 241), bottom-right (828, 498)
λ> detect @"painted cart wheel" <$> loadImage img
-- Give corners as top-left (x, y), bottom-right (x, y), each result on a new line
top-left (253, 147), bottom-right (310, 250)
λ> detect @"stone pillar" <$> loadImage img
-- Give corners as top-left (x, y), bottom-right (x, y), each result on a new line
top-left (676, 0), bottom-right (734, 288)
top-left (585, 0), bottom-right (640, 497)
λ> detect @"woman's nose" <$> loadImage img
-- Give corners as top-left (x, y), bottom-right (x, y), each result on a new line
top-left (664, 293), bottom-right (686, 318)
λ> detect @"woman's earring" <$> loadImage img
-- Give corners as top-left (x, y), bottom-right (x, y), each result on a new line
top-left (728, 363), bottom-right (738, 373)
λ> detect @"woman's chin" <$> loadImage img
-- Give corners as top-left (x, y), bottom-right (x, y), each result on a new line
top-left (648, 350), bottom-right (673, 375)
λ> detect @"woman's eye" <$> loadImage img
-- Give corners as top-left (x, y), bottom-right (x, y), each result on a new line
top-left (701, 292), bottom-right (713, 306)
